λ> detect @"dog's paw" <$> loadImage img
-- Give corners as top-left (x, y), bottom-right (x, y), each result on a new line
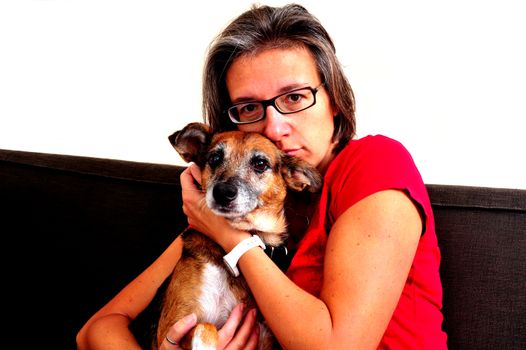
top-left (180, 322), bottom-right (218, 350)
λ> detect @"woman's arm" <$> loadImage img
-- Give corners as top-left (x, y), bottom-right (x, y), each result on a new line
top-left (244, 190), bottom-right (421, 349)
top-left (182, 166), bottom-right (422, 349)
top-left (76, 236), bottom-right (184, 350)
top-left (321, 189), bottom-right (422, 348)
top-left (77, 207), bottom-right (260, 349)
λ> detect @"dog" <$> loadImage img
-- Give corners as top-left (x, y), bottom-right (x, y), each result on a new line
top-left (154, 122), bottom-right (322, 350)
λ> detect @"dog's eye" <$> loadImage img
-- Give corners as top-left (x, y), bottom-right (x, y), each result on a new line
top-left (251, 157), bottom-right (270, 174)
top-left (208, 151), bottom-right (223, 168)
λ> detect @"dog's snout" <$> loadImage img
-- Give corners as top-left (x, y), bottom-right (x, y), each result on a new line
top-left (213, 183), bottom-right (238, 206)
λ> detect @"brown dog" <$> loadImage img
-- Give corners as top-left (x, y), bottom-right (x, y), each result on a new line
top-left (155, 122), bottom-right (322, 350)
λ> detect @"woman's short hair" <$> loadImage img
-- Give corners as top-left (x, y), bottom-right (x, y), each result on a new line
top-left (202, 3), bottom-right (356, 154)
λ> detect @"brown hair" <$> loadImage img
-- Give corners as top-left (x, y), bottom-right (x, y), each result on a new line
top-left (202, 3), bottom-right (356, 154)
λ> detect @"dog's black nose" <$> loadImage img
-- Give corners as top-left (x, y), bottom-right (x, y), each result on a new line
top-left (213, 183), bottom-right (238, 206)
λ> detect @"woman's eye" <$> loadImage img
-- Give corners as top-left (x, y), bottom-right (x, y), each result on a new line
top-left (251, 158), bottom-right (270, 173)
top-left (241, 104), bottom-right (257, 113)
top-left (239, 103), bottom-right (263, 117)
top-left (287, 93), bottom-right (302, 103)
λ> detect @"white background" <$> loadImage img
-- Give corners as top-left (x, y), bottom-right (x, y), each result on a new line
top-left (1, 0), bottom-right (525, 189)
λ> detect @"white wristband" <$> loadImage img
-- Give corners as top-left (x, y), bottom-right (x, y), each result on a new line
top-left (223, 235), bottom-right (266, 277)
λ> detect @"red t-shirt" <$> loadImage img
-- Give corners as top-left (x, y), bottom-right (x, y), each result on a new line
top-left (286, 135), bottom-right (448, 349)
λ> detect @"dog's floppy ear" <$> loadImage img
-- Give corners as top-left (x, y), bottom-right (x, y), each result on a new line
top-left (281, 154), bottom-right (323, 193)
top-left (168, 122), bottom-right (213, 168)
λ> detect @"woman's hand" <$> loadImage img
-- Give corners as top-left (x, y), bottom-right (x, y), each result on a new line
top-left (180, 163), bottom-right (223, 236)
top-left (180, 163), bottom-right (249, 251)
top-left (161, 304), bottom-right (259, 350)
top-left (218, 304), bottom-right (260, 350)
top-left (160, 313), bottom-right (198, 350)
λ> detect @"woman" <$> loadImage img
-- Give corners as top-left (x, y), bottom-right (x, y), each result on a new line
top-left (77, 4), bottom-right (447, 349)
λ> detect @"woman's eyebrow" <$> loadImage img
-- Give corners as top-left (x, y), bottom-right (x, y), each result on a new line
top-left (231, 83), bottom-right (309, 104)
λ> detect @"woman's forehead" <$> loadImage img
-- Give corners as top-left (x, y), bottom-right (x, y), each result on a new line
top-left (225, 47), bottom-right (319, 99)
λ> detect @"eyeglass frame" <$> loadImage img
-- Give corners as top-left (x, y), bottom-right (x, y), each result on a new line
top-left (226, 83), bottom-right (325, 125)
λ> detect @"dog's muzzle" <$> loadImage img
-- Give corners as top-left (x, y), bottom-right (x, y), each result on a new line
top-left (207, 179), bottom-right (258, 217)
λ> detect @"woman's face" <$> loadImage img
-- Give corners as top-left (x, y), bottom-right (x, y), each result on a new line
top-left (225, 47), bottom-right (338, 173)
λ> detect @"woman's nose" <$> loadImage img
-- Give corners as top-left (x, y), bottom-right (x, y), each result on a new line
top-left (262, 106), bottom-right (291, 142)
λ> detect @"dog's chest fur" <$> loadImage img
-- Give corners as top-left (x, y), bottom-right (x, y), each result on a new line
top-left (158, 231), bottom-right (258, 333)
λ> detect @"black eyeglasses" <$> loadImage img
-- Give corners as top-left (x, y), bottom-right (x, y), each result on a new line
top-left (227, 83), bottom-right (325, 125)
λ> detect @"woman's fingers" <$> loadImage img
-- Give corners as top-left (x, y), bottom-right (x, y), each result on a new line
top-left (188, 163), bottom-right (202, 185)
top-left (160, 313), bottom-right (197, 350)
top-left (219, 304), bottom-right (260, 350)
top-left (180, 163), bottom-right (202, 191)
top-left (180, 163), bottom-right (206, 223)
top-left (217, 303), bottom-right (245, 347)
top-left (161, 305), bottom-right (260, 350)
top-left (243, 322), bottom-right (260, 350)
top-left (226, 308), bottom-right (259, 350)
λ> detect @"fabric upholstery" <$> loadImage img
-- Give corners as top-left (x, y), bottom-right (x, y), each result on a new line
top-left (1, 149), bottom-right (525, 350)
top-left (428, 184), bottom-right (526, 349)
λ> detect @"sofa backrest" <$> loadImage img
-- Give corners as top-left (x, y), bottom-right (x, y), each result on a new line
top-left (1, 149), bottom-right (188, 349)
top-left (427, 184), bottom-right (526, 349)
top-left (1, 149), bottom-right (525, 349)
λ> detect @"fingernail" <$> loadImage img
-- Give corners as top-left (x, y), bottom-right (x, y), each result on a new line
top-left (183, 313), bottom-right (197, 324)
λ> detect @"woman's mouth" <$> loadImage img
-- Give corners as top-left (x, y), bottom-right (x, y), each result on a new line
top-left (282, 148), bottom-right (301, 156)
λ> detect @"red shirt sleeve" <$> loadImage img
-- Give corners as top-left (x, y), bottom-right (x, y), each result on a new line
top-left (326, 135), bottom-right (432, 235)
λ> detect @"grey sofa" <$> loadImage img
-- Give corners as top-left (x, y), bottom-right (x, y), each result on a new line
top-left (1, 148), bottom-right (524, 350)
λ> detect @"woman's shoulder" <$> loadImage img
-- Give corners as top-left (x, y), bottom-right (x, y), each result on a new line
top-left (348, 134), bottom-right (409, 156)
top-left (327, 134), bottom-right (426, 217)
top-left (329, 134), bottom-right (415, 176)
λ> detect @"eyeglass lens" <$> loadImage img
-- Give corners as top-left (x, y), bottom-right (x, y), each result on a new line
top-left (228, 87), bottom-right (316, 124)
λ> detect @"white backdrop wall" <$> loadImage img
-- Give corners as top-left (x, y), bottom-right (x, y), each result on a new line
top-left (1, 0), bottom-right (525, 189)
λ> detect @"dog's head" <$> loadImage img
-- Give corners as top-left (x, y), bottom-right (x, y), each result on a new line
top-left (168, 122), bottom-right (322, 242)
